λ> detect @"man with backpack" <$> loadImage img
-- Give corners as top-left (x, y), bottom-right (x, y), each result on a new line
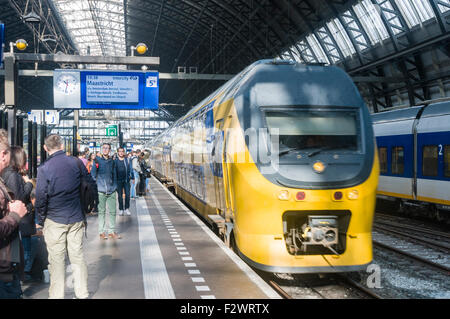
top-left (91, 143), bottom-right (120, 239)
top-left (35, 134), bottom-right (89, 299)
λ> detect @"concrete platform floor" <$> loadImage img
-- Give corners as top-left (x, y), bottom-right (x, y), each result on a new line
top-left (22, 178), bottom-right (279, 299)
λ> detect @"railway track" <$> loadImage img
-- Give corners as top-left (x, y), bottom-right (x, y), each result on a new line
top-left (264, 272), bottom-right (383, 299)
top-left (373, 214), bottom-right (450, 273)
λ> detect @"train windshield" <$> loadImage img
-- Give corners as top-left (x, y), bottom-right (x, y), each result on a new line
top-left (265, 108), bottom-right (360, 152)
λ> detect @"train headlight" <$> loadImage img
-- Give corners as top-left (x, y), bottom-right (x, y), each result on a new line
top-left (278, 190), bottom-right (290, 201)
top-left (347, 190), bottom-right (359, 200)
top-left (313, 161), bottom-right (326, 174)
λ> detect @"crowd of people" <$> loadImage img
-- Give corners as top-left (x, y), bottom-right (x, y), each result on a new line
top-left (0, 131), bottom-right (152, 299)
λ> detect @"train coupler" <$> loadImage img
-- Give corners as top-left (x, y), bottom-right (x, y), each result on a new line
top-left (286, 216), bottom-right (339, 255)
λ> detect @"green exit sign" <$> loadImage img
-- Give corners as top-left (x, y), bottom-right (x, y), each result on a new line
top-left (106, 125), bottom-right (118, 137)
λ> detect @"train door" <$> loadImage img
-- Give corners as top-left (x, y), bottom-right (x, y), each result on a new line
top-left (222, 116), bottom-right (234, 223)
top-left (213, 119), bottom-right (226, 217)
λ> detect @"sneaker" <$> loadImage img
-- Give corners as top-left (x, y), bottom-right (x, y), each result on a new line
top-left (108, 233), bottom-right (122, 239)
top-left (119, 210), bottom-right (124, 216)
top-left (125, 209), bottom-right (131, 216)
top-left (99, 233), bottom-right (108, 240)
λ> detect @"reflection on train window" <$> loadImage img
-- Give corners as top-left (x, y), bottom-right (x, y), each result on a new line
top-left (444, 146), bottom-right (450, 178)
top-left (265, 109), bottom-right (359, 152)
top-left (422, 145), bottom-right (438, 177)
top-left (378, 147), bottom-right (387, 173)
top-left (391, 146), bottom-right (404, 175)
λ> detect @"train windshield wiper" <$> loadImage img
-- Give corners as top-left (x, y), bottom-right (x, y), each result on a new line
top-left (278, 147), bottom-right (301, 156)
top-left (307, 145), bottom-right (351, 157)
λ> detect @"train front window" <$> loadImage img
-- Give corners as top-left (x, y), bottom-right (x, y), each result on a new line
top-left (265, 109), bottom-right (359, 153)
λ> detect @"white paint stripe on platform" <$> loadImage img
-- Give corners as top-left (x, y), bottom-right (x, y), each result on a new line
top-left (152, 178), bottom-right (281, 299)
top-left (188, 270), bottom-right (201, 274)
top-left (136, 197), bottom-right (175, 299)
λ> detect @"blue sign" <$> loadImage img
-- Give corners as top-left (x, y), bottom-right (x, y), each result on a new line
top-left (0, 24), bottom-right (5, 69)
top-left (80, 71), bottom-right (158, 110)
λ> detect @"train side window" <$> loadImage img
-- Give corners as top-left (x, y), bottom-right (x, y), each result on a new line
top-left (422, 145), bottom-right (438, 177)
top-left (445, 145), bottom-right (450, 178)
top-left (378, 147), bottom-right (387, 174)
top-left (391, 146), bottom-right (404, 175)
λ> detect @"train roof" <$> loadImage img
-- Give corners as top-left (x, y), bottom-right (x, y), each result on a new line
top-left (371, 100), bottom-right (450, 124)
top-left (371, 105), bottom-right (422, 124)
top-left (179, 59), bottom-right (363, 123)
top-left (421, 101), bottom-right (450, 118)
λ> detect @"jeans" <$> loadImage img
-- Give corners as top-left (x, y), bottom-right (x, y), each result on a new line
top-left (117, 180), bottom-right (130, 210)
top-left (131, 171), bottom-right (139, 198)
top-left (22, 236), bottom-right (39, 273)
top-left (0, 270), bottom-right (22, 299)
top-left (98, 192), bottom-right (117, 234)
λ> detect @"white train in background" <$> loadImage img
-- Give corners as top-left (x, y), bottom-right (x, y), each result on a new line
top-left (372, 101), bottom-right (450, 222)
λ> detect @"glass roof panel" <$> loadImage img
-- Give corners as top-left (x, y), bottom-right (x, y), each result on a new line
top-left (51, 0), bottom-right (126, 59)
top-left (353, 0), bottom-right (390, 45)
top-left (436, 0), bottom-right (450, 13)
top-left (394, 0), bottom-right (435, 28)
top-left (306, 34), bottom-right (330, 65)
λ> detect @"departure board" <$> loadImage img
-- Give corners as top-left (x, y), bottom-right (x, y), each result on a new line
top-left (53, 69), bottom-right (159, 110)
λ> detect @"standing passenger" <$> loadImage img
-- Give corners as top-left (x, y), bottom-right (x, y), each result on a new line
top-left (86, 152), bottom-right (96, 174)
top-left (0, 130), bottom-right (28, 299)
top-left (91, 143), bottom-right (120, 239)
top-left (1, 146), bottom-right (34, 282)
top-left (115, 147), bottom-right (133, 216)
top-left (35, 134), bottom-right (89, 299)
top-left (131, 150), bottom-right (143, 199)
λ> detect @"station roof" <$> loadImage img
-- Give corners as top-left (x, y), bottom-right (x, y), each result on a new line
top-left (1, 0), bottom-right (449, 122)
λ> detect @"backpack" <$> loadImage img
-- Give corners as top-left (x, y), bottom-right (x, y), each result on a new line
top-left (75, 158), bottom-right (98, 236)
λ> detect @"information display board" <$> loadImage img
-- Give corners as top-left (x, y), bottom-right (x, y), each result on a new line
top-left (54, 69), bottom-right (159, 110)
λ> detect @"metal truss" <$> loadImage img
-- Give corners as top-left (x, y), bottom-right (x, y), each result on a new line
top-left (6, 0), bottom-right (76, 54)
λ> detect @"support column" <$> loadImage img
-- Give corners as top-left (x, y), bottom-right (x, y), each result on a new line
top-left (28, 120), bottom-right (33, 178)
top-left (119, 123), bottom-right (123, 148)
top-left (16, 116), bottom-right (23, 147)
top-left (73, 110), bottom-right (79, 156)
top-left (4, 53), bottom-right (17, 145)
top-left (40, 124), bottom-right (47, 163)
top-left (32, 122), bottom-right (37, 178)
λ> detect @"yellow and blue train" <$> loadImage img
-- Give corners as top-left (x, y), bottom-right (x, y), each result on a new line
top-left (148, 59), bottom-right (379, 273)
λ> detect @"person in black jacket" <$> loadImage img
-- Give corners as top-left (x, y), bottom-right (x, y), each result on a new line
top-left (0, 131), bottom-right (28, 299)
top-left (1, 146), bottom-right (35, 281)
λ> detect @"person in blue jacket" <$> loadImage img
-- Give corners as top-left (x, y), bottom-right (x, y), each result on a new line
top-left (114, 147), bottom-right (133, 216)
top-left (90, 143), bottom-right (120, 240)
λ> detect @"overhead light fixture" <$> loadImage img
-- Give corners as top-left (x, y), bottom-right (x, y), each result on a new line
top-left (22, 10), bottom-right (41, 24)
top-left (130, 43), bottom-right (148, 56)
top-left (11, 39), bottom-right (28, 51)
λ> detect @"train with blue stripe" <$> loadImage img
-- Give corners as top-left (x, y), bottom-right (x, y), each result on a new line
top-left (372, 101), bottom-right (450, 222)
top-left (149, 59), bottom-right (379, 274)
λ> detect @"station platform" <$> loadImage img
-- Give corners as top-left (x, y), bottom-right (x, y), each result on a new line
top-left (23, 178), bottom-right (280, 299)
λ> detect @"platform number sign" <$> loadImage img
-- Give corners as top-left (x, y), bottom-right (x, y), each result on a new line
top-left (106, 125), bottom-right (118, 137)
